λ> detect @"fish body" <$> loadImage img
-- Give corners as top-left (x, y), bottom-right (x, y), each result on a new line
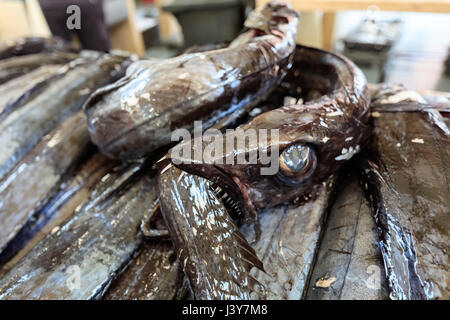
top-left (158, 164), bottom-right (263, 299)
top-left (0, 64), bottom-right (66, 118)
top-left (85, 1), bottom-right (299, 161)
top-left (0, 52), bottom-right (127, 180)
top-left (0, 162), bottom-right (157, 299)
top-left (362, 84), bottom-right (449, 299)
top-left (0, 52), bottom-right (78, 85)
top-left (0, 152), bottom-right (114, 274)
top-left (244, 175), bottom-right (336, 299)
top-left (306, 167), bottom-right (389, 300)
top-left (0, 111), bottom-right (90, 257)
top-left (0, 37), bottom-right (76, 60)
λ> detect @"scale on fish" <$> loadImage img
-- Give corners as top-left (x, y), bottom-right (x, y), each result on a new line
top-left (159, 45), bottom-right (371, 299)
top-left (84, 1), bottom-right (299, 161)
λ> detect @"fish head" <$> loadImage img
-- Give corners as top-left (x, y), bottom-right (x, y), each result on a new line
top-left (168, 96), bottom-right (367, 218)
top-left (167, 46), bottom-right (370, 220)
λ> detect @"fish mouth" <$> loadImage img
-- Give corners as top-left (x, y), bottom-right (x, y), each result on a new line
top-left (173, 161), bottom-right (254, 225)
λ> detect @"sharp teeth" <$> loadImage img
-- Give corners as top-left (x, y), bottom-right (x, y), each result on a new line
top-left (156, 155), bottom-right (167, 163)
top-left (160, 163), bottom-right (172, 175)
top-left (177, 171), bottom-right (186, 183)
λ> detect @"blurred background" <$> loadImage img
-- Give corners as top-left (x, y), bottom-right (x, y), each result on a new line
top-left (1, 0), bottom-right (449, 91)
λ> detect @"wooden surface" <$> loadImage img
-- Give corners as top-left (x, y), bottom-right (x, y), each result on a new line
top-left (0, 0), bottom-right (50, 41)
top-left (321, 12), bottom-right (335, 51)
top-left (109, 0), bottom-right (145, 56)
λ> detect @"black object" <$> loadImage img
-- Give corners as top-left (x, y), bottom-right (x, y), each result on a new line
top-left (38, 0), bottom-right (110, 51)
top-left (162, 0), bottom-right (246, 48)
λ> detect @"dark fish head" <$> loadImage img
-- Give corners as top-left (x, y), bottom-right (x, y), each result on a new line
top-left (168, 46), bottom-right (370, 218)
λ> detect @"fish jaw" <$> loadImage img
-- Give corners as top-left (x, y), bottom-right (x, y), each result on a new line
top-left (168, 98), bottom-right (369, 212)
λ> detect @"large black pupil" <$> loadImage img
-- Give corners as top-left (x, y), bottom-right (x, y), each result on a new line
top-left (281, 144), bottom-right (308, 172)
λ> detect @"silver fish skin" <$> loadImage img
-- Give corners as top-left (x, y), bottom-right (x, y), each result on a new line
top-left (0, 163), bottom-right (157, 300)
top-left (0, 111), bottom-right (90, 257)
top-left (0, 52), bottom-right (126, 181)
top-left (362, 84), bottom-right (449, 300)
top-left (0, 152), bottom-right (114, 274)
top-left (243, 176), bottom-right (336, 299)
top-left (305, 168), bottom-right (389, 300)
top-left (85, 1), bottom-right (299, 161)
top-left (0, 64), bottom-right (66, 119)
top-left (103, 241), bottom-right (188, 300)
top-left (0, 52), bottom-right (78, 85)
top-left (0, 37), bottom-right (77, 60)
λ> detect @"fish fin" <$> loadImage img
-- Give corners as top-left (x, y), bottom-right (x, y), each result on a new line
top-left (234, 234), bottom-right (264, 272)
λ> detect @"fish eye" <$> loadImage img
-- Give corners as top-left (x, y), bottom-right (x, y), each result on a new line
top-left (277, 144), bottom-right (317, 185)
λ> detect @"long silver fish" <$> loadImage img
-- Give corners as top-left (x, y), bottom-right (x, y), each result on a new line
top-left (0, 152), bottom-right (114, 274)
top-left (305, 167), bottom-right (389, 300)
top-left (85, 1), bottom-right (299, 161)
top-left (0, 65), bottom-right (68, 120)
top-left (0, 52), bottom-right (127, 180)
top-left (103, 241), bottom-right (188, 300)
top-left (0, 37), bottom-right (76, 60)
top-left (362, 84), bottom-right (449, 299)
top-left (0, 162), bottom-right (156, 299)
top-left (0, 52), bottom-right (78, 85)
top-left (0, 111), bottom-right (90, 257)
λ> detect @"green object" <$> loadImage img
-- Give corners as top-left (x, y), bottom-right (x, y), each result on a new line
top-left (163, 0), bottom-right (244, 47)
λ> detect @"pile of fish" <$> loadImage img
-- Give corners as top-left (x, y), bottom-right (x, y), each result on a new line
top-left (0, 1), bottom-right (448, 300)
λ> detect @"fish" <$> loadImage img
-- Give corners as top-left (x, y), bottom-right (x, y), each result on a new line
top-left (102, 240), bottom-right (188, 300)
top-left (158, 164), bottom-right (264, 299)
top-left (305, 166), bottom-right (389, 300)
top-left (243, 176), bottom-right (336, 299)
top-left (159, 45), bottom-right (370, 299)
top-left (0, 51), bottom-right (78, 85)
top-left (0, 161), bottom-right (158, 299)
top-left (0, 152), bottom-right (114, 275)
top-left (361, 83), bottom-right (449, 299)
top-left (169, 45), bottom-right (370, 230)
top-left (0, 64), bottom-right (66, 118)
top-left (0, 51), bottom-right (128, 181)
top-left (0, 37), bottom-right (76, 60)
top-left (0, 109), bottom-right (118, 270)
top-left (84, 1), bottom-right (299, 161)
top-left (0, 111), bottom-right (90, 257)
